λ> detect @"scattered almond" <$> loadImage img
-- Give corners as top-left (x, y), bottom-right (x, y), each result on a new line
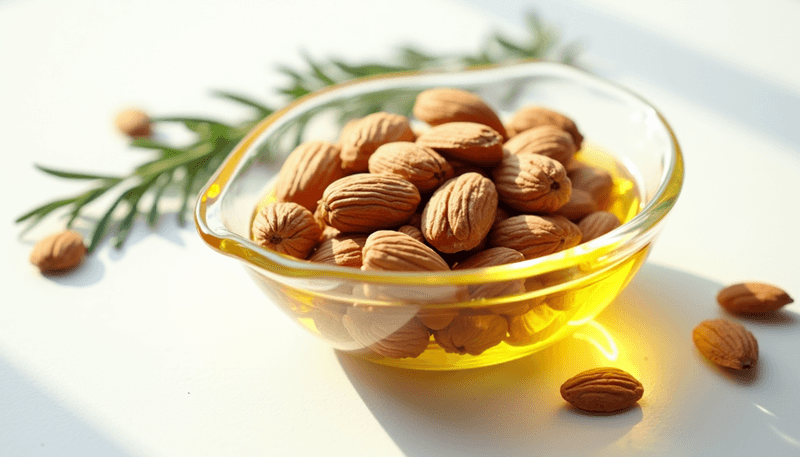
top-left (30, 230), bottom-right (86, 273)
top-left (560, 367), bottom-right (644, 413)
top-left (114, 108), bottom-right (151, 138)
top-left (274, 141), bottom-right (346, 212)
top-left (433, 314), bottom-right (508, 355)
top-left (717, 282), bottom-right (793, 314)
top-left (307, 234), bottom-right (368, 267)
top-left (502, 125), bottom-right (576, 166)
top-left (338, 112), bottom-right (415, 172)
top-left (489, 214), bottom-right (582, 260)
top-left (692, 319), bottom-right (758, 369)
top-left (552, 188), bottom-right (598, 221)
top-left (367, 141), bottom-right (453, 193)
top-left (492, 151), bottom-right (572, 213)
top-left (569, 164), bottom-right (614, 209)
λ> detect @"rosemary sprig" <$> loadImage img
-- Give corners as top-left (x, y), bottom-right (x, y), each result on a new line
top-left (16, 12), bottom-right (579, 253)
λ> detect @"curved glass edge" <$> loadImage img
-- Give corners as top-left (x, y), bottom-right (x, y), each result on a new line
top-left (195, 61), bottom-right (684, 286)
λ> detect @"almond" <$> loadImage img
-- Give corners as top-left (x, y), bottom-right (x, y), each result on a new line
top-left (492, 152), bottom-right (572, 213)
top-left (560, 367), bottom-right (644, 413)
top-left (717, 282), bottom-right (793, 314)
top-left (578, 211), bottom-right (621, 242)
top-left (318, 174), bottom-right (420, 233)
top-left (433, 314), bottom-right (508, 356)
top-left (502, 125), bottom-right (576, 166)
top-left (693, 319), bottom-right (758, 369)
top-left (114, 108), bottom-right (151, 138)
top-left (367, 141), bottom-right (453, 193)
top-left (552, 188), bottom-right (598, 221)
top-left (307, 234), bottom-right (368, 267)
top-left (29, 230), bottom-right (86, 273)
top-left (569, 164), bottom-right (614, 209)
top-left (415, 122), bottom-right (504, 167)
top-left (421, 173), bottom-right (498, 253)
top-left (507, 105), bottom-right (583, 150)
top-left (412, 87), bottom-right (508, 139)
top-left (397, 225), bottom-right (425, 243)
top-left (361, 230), bottom-right (449, 272)
top-left (251, 202), bottom-right (323, 259)
top-left (505, 304), bottom-right (561, 345)
top-left (453, 247), bottom-right (526, 307)
top-left (343, 307), bottom-right (430, 359)
top-left (489, 214), bottom-right (582, 260)
top-left (274, 140), bottom-right (346, 212)
top-left (338, 112), bottom-right (415, 172)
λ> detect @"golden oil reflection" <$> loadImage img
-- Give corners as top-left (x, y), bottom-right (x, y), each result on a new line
top-left (754, 404), bottom-right (800, 448)
top-left (568, 319), bottom-right (619, 362)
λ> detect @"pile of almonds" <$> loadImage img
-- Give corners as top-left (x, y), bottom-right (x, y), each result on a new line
top-left (252, 87), bottom-right (623, 360)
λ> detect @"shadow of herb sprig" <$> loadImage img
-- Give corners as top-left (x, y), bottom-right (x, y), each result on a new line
top-left (16, 12), bottom-right (580, 254)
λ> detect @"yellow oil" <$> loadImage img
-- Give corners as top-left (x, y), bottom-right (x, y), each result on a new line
top-left (253, 143), bottom-right (647, 370)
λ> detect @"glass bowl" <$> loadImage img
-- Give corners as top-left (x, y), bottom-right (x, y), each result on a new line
top-left (195, 61), bottom-right (683, 370)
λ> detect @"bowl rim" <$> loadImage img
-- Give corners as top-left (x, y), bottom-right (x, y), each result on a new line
top-left (195, 61), bottom-right (684, 286)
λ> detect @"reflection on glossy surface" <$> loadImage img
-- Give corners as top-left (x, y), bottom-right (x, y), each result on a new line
top-left (571, 320), bottom-right (619, 362)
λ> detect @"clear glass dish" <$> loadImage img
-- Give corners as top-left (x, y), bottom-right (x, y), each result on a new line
top-left (195, 61), bottom-right (683, 370)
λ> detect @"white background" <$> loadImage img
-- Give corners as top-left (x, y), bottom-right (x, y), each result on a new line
top-left (1, 0), bottom-right (799, 455)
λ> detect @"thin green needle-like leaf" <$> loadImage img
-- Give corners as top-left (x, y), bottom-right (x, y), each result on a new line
top-left (87, 191), bottom-right (129, 253)
top-left (67, 187), bottom-right (112, 228)
top-left (34, 164), bottom-right (119, 181)
top-left (15, 197), bottom-right (77, 223)
top-left (176, 170), bottom-right (200, 227)
top-left (212, 91), bottom-right (274, 116)
top-left (147, 174), bottom-right (173, 227)
top-left (302, 53), bottom-right (336, 86)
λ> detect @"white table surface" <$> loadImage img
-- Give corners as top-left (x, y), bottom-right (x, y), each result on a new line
top-left (2, 0), bottom-right (799, 455)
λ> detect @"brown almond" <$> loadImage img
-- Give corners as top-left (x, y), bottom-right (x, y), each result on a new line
top-left (489, 214), bottom-right (582, 260)
top-left (433, 314), bottom-right (508, 356)
top-left (361, 230), bottom-right (450, 272)
top-left (318, 174), bottom-right (420, 233)
top-left (412, 87), bottom-right (508, 139)
top-left (307, 234), bottom-right (368, 267)
top-left (338, 112), bottom-right (415, 172)
top-left (505, 304), bottom-right (561, 345)
top-left (578, 211), bottom-right (621, 242)
top-left (415, 122), bottom-right (504, 167)
top-left (343, 308), bottom-right (430, 359)
top-left (717, 282), bottom-right (793, 314)
top-left (507, 106), bottom-right (583, 150)
top-left (274, 140), bottom-right (346, 212)
top-left (569, 164), bottom-right (614, 209)
top-left (114, 108), bottom-right (151, 138)
top-left (553, 189), bottom-right (598, 222)
top-left (29, 230), bottom-right (87, 273)
top-left (492, 151), bottom-right (572, 213)
top-left (693, 319), bottom-right (758, 369)
top-left (397, 225), bottom-right (425, 243)
top-left (421, 173), bottom-right (498, 253)
top-left (560, 367), bottom-right (644, 413)
top-left (453, 247), bottom-right (526, 307)
top-left (252, 202), bottom-right (323, 259)
top-left (367, 142), bottom-right (453, 193)
top-left (503, 125), bottom-right (577, 166)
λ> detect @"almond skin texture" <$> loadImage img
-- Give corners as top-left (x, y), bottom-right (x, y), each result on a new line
top-left (578, 211), bottom-right (621, 242)
top-left (552, 189), bottom-right (598, 221)
top-left (507, 106), bottom-right (583, 150)
top-left (433, 314), bottom-right (508, 356)
top-left (397, 225), bottom-right (426, 243)
top-left (252, 202), bottom-right (323, 259)
top-left (502, 125), bottom-right (577, 166)
top-left (453, 247), bottom-right (526, 304)
top-left (492, 152), bottom-right (572, 213)
top-left (30, 230), bottom-right (86, 273)
top-left (367, 142), bottom-right (453, 193)
top-left (489, 214), bottom-right (582, 260)
top-left (338, 112), bottom-right (415, 172)
top-left (421, 173), bottom-right (498, 253)
top-left (415, 122), bottom-right (504, 167)
top-left (342, 308), bottom-right (430, 359)
top-left (693, 319), bottom-right (758, 369)
top-left (318, 174), bottom-right (421, 233)
top-left (361, 231), bottom-right (450, 272)
top-left (569, 164), bottom-right (614, 209)
top-left (307, 234), bottom-right (368, 267)
top-left (717, 282), bottom-right (794, 314)
top-left (274, 141), bottom-right (346, 212)
top-left (412, 88), bottom-right (508, 140)
top-left (560, 367), bottom-right (644, 413)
